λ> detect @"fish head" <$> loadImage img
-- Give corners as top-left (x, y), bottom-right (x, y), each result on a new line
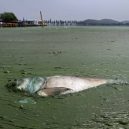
top-left (6, 78), bottom-right (28, 92)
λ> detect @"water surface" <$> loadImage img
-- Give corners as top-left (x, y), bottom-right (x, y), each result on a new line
top-left (0, 26), bottom-right (129, 128)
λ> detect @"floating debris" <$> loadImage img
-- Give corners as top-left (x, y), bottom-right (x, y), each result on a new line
top-left (17, 63), bottom-right (27, 66)
top-left (91, 111), bottom-right (129, 128)
top-left (20, 70), bottom-right (27, 75)
top-left (19, 105), bottom-right (24, 109)
top-left (54, 66), bottom-right (63, 69)
top-left (106, 48), bottom-right (111, 51)
top-left (3, 70), bottom-right (10, 74)
top-left (110, 40), bottom-right (115, 42)
top-left (49, 50), bottom-right (62, 56)
top-left (17, 98), bottom-right (37, 104)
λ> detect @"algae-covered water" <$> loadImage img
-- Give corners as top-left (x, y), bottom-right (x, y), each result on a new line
top-left (1, 26), bottom-right (129, 128)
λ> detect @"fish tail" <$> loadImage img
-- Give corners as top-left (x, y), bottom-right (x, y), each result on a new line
top-left (106, 79), bottom-right (129, 85)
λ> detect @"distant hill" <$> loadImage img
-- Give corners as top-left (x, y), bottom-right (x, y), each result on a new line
top-left (98, 19), bottom-right (119, 24)
top-left (77, 19), bottom-right (129, 26)
top-left (121, 20), bottom-right (129, 24)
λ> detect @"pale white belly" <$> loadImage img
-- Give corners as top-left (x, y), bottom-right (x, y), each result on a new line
top-left (45, 76), bottom-right (106, 94)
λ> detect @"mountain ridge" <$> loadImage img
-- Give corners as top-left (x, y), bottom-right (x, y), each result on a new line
top-left (78, 19), bottom-right (129, 26)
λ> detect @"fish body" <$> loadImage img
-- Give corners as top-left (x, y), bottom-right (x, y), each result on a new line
top-left (8, 75), bottom-right (128, 97)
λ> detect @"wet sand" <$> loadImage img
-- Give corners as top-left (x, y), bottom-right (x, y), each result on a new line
top-left (0, 26), bottom-right (129, 128)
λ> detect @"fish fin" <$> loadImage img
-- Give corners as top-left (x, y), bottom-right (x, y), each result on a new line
top-left (37, 87), bottom-right (70, 96)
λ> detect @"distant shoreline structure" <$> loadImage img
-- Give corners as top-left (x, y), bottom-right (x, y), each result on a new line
top-left (1, 18), bottom-right (129, 27)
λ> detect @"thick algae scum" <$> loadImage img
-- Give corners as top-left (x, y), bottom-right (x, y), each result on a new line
top-left (1, 27), bottom-right (129, 128)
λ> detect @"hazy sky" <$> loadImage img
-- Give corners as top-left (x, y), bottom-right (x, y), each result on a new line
top-left (0, 0), bottom-right (129, 21)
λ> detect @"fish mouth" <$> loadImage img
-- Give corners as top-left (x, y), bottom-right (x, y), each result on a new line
top-left (5, 79), bottom-right (24, 92)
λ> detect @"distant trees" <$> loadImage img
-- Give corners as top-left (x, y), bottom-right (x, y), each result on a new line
top-left (0, 12), bottom-right (18, 23)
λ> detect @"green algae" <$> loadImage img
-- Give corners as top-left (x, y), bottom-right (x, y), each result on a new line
top-left (1, 26), bottom-right (129, 128)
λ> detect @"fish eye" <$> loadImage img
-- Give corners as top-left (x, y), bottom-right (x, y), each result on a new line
top-left (16, 79), bottom-right (24, 86)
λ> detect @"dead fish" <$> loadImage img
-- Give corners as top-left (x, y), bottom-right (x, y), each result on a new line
top-left (6, 75), bottom-right (128, 97)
